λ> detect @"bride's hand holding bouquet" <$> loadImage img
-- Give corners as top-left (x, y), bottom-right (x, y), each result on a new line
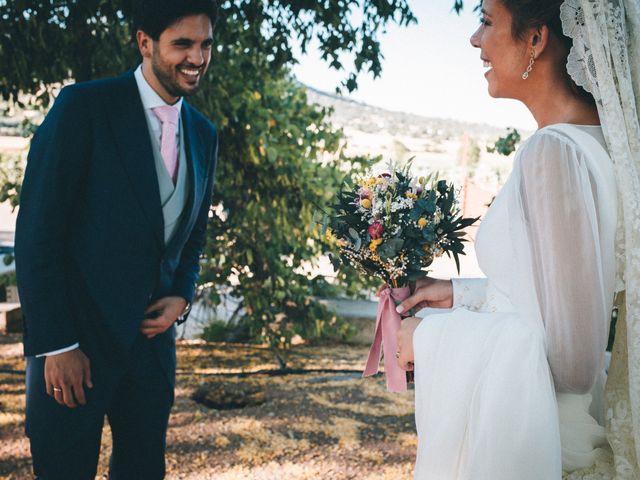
top-left (395, 277), bottom-right (454, 372)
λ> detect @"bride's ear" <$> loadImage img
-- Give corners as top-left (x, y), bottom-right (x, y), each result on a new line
top-left (530, 26), bottom-right (550, 58)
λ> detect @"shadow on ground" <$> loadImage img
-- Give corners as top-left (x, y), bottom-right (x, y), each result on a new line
top-left (0, 335), bottom-right (417, 479)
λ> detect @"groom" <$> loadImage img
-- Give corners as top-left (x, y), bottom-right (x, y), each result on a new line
top-left (15, 1), bottom-right (218, 478)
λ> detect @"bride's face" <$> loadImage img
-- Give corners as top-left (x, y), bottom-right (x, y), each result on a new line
top-left (470, 0), bottom-right (531, 99)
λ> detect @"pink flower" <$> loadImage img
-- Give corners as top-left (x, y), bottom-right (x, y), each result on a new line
top-left (368, 222), bottom-right (384, 239)
top-left (359, 188), bottom-right (373, 200)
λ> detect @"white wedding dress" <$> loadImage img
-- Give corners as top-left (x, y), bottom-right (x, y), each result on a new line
top-left (413, 124), bottom-right (618, 479)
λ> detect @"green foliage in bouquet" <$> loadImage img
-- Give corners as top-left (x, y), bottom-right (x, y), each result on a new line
top-left (324, 164), bottom-right (478, 288)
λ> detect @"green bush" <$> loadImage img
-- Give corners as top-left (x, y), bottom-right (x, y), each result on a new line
top-left (201, 319), bottom-right (252, 344)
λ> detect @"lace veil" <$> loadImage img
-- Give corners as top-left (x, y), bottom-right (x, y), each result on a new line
top-left (560, 0), bottom-right (640, 477)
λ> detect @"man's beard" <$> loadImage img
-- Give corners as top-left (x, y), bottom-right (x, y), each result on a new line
top-left (151, 52), bottom-right (202, 98)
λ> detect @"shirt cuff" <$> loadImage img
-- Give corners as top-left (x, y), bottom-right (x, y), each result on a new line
top-left (452, 278), bottom-right (488, 312)
top-left (35, 343), bottom-right (80, 358)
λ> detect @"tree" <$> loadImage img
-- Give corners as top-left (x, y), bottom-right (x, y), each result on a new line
top-left (0, 153), bottom-right (23, 211)
top-left (194, 67), bottom-right (377, 365)
top-left (486, 128), bottom-right (521, 156)
top-left (0, 1), bottom-right (416, 364)
top-left (0, 1), bottom-right (416, 105)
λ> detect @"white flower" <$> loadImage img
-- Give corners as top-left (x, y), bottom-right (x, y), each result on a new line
top-left (391, 196), bottom-right (414, 213)
top-left (434, 207), bottom-right (444, 224)
top-left (371, 201), bottom-right (385, 218)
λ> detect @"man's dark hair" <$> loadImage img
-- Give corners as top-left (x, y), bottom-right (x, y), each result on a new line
top-left (133, 0), bottom-right (218, 40)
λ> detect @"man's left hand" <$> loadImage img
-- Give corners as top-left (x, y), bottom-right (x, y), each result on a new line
top-left (140, 296), bottom-right (187, 338)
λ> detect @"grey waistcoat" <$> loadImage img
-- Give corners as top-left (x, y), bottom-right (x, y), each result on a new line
top-left (149, 118), bottom-right (190, 245)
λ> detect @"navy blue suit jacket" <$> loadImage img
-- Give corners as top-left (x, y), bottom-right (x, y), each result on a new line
top-left (15, 70), bottom-right (218, 372)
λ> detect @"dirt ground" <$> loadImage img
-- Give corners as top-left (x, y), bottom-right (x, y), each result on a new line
top-left (0, 334), bottom-right (417, 479)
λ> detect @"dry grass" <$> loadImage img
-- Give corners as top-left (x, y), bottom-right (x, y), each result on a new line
top-left (0, 336), bottom-right (417, 479)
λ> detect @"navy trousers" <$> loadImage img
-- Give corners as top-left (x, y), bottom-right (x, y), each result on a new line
top-left (25, 335), bottom-right (174, 480)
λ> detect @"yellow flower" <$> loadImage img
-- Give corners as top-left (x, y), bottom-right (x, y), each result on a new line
top-left (418, 217), bottom-right (428, 228)
top-left (405, 191), bottom-right (418, 200)
top-left (361, 198), bottom-right (372, 209)
top-left (369, 238), bottom-right (383, 252)
top-left (253, 91), bottom-right (262, 100)
top-left (361, 177), bottom-right (376, 188)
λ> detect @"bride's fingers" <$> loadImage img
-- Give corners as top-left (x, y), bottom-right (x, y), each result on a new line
top-left (397, 290), bottom-right (428, 314)
top-left (396, 327), bottom-right (416, 370)
top-left (413, 301), bottom-right (429, 311)
top-left (397, 352), bottom-right (413, 370)
top-left (413, 277), bottom-right (434, 290)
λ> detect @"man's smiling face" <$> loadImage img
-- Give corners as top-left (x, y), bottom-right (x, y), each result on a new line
top-left (139, 13), bottom-right (213, 103)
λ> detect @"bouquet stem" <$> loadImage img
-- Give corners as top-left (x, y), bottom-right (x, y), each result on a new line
top-left (363, 284), bottom-right (414, 392)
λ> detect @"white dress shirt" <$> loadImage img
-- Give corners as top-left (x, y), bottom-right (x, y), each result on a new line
top-left (36, 65), bottom-right (183, 357)
top-left (134, 64), bottom-right (183, 152)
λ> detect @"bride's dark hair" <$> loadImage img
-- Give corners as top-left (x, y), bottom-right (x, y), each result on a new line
top-left (501, 0), bottom-right (596, 105)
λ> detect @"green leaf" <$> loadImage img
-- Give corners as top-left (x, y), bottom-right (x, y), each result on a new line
top-left (377, 238), bottom-right (404, 260)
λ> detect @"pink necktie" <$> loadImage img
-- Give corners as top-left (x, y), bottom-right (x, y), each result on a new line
top-left (152, 105), bottom-right (180, 183)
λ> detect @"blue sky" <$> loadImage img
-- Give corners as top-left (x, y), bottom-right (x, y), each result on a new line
top-left (293, 0), bottom-right (537, 131)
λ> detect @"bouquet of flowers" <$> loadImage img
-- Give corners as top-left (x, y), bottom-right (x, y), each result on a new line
top-left (324, 163), bottom-right (477, 392)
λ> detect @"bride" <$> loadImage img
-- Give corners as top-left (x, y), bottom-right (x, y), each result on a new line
top-left (394, 0), bottom-right (640, 478)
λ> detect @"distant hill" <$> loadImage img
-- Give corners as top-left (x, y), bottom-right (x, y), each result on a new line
top-left (305, 85), bottom-right (516, 141)
top-left (304, 85), bottom-right (519, 194)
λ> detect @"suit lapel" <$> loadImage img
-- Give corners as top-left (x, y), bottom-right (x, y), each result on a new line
top-left (107, 71), bottom-right (165, 251)
top-left (177, 102), bottom-right (207, 240)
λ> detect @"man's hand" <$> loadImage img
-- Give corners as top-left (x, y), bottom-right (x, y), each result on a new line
top-left (396, 277), bottom-right (453, 314)
top-left (397, 317), bottom-right (422, 371)
top-left (140, 296), bottom-right (187, 339)
top-left (44, 349), bottom-right (92, 408)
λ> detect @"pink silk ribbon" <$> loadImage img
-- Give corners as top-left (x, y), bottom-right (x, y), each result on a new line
top-left (363, 285), bottom-right (411, 393)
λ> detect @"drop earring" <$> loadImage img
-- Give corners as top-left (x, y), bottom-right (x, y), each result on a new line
top-left (522, 49), bottom-right (535, 80)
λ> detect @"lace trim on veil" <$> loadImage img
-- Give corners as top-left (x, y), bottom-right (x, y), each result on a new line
top-left (560, 0), bottom-right (640, 478)
top-left (560, 0), bottom-right (600, 101)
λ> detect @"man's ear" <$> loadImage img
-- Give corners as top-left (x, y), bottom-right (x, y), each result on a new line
top-left (136, 30), bottom-right (153, 58)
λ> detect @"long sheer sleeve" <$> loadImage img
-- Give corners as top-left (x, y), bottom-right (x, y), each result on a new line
top-left (452, 277), bottom-right (488, 311)
top-left (517, 130), bottom-right (617, 394)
